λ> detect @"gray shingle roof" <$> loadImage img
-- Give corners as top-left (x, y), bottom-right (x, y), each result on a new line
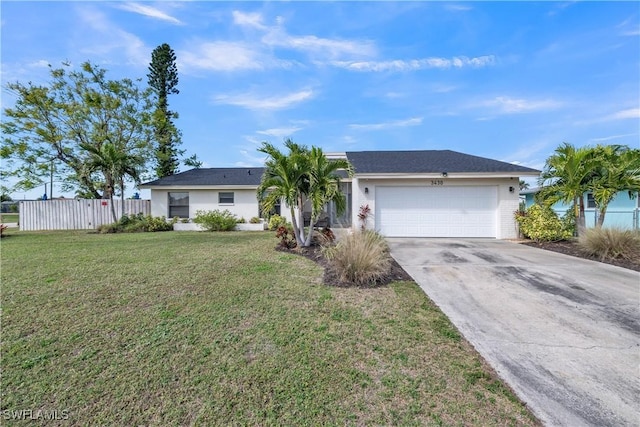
top-left (345, 150), bottom-right (540, 174)
top-left (140, 167), bottom-right (265, 187)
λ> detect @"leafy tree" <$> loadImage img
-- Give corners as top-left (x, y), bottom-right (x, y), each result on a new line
top-left (587, 145), bottom-right (640, 227)
top-left (257, 140), bottom-right (310, 246)
top-left (538, 143), bottom-right (592, 234)
top-left (0, 193), bottom-right (12, 202)
top-left (303, 146), bottom-right (352, 246)
top-left (184, 154), bottom-right (203, 169)
top-left (82, 142), bottom-right (145, 222)
top-left (147, 43), bottom-right (183, 177)
top-left (1, 61), bottom-right (153, 198)
top-left (519, 179), bottom-right (530, 191)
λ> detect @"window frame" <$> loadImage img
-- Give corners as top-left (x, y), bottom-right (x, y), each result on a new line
top-left (218, 191), bottom-right (235, 205)
top-left (586, 193), bottom-right (596, 209)
top-left (168, 192), bottom-right (189, 218)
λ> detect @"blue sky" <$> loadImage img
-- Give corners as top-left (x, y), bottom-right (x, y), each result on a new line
top-left (1, 1), bottom-right (639, 199)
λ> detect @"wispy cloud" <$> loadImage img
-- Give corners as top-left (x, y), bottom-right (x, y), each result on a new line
top-left (349, 117), bottom-right (423, 131)
top-left (444, 4), bottom-right (472, 12)
top-left (256, 127), bottom-right (303, 138)
top-left (213, 89), bottom-right (315, 111)
top-left (589, 133), bottom-right (638, 143)
top-left (332, 55), bottom-right (495, 72)
top-left (76, 7), bottom-right (149, 67)
top-left (232, 10), bottom-right (266, 30)
top-left (180, 41), bottom-right (269, 71)
top-left (603, 108), bottom-right (640, 121)
top-left (481, 96), bottom-right (563, 114)
top-left (233, 10), bottom-right (376, 60)
top-left (116, 3), bottom-right (182, 25)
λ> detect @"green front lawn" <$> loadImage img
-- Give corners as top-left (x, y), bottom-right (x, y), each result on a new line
top-left (1, 231), bottom-right (537, 426)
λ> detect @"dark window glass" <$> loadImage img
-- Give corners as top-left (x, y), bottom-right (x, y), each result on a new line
top-left (586, 193), bottom-right (596, 209)
top-left (219, 192), bottom-right (234, 204)
top-left (169, 192), bottom-right (189, 217)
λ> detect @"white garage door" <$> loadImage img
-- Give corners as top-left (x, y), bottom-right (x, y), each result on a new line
top-left (375, 186), bottom-right (497, 238)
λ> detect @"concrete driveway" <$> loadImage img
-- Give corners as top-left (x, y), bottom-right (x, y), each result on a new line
top-left (388, 238), bottom-right (639, 427)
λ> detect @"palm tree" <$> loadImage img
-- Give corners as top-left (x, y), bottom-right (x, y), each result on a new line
top-left (538, 143), bottom-right (592, 234)
top-left (303, 146), bottom-right (352, 247)
top-left (82, 142), bottom-right (145, 222)
top-left (519, 179), bottom-right (530, 191)
top-left (588, 145), bottom-right (640, 227)
top-left (257, 140), bottom-right (310, 246)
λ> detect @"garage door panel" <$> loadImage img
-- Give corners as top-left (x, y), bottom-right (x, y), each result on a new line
top-left (375, 186), bottom-right (497, 238)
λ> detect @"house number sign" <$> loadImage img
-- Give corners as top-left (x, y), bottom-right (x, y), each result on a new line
top-left (430, 180), bottom-right (444, 186)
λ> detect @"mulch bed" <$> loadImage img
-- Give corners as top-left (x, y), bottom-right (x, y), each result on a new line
top-left (276, 245), bottom-right (414, 287)
top-left (277, 238), bottom-right (639, 287)
top-left (521, 240), bottom-right (640, 272)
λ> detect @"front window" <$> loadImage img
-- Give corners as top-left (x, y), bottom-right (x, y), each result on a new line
top-left (586, 193), bottom-right (596, 209)
top-left (168, 192), bottom-right (189, 218)
top-left (219, 192), bottom-right (234, 204)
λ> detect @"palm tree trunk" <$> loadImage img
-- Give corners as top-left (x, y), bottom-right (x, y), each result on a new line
top-left (120, 178), bottom-right (125, 218)
top-left (576, 195), bottom-right (586, 236)
top-left (289, 205), bottom-right (303, 246)
top-left (303, 213), bottom-right (318, 247)
top-left (297, 195), bottom-right (306, 244)
top-left (597, 207), bottom-right (606, 227)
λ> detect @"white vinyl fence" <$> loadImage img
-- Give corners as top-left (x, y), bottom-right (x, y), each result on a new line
top-left (19, 199), bottom-right (150, 231)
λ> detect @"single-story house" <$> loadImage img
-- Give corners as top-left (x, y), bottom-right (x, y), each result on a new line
top-left (521, 188), bottom-right (639, 230)
top-left (140, 150), bottom-right (540, 239)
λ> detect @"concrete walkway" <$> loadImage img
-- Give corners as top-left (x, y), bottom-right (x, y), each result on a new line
top-left (388, 238), bottom-right (640, 427)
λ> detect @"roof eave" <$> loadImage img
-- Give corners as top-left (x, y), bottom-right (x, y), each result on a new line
top-left (139, 184), bottom-right (260, 190)
top-left (353, 171), bottom-right (540, 179)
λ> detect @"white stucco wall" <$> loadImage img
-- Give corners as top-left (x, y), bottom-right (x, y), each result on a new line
top-left (150, 188), bottom-right (261, 221)
top-left (351, 177), bottom-right (522, 239)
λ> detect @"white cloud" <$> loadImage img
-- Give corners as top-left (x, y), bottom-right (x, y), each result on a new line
top-left (444, 4), bottom-right (472, 12)
top-left (232, 10), bottom-right (376, 60)
top-left (76, 8), bottom-right (149, 67)
top-left (604, 108), bottom-right (640, 121)
top-left (332, 55), bottom-right (495, 72)
top-left (180, 41), bottom-right (267, 71)
top-left (28, 59), bottom-right (50, 68)
top-left (349, 117), bottom-right (423, 131)
top-left (116, 3), bottom-right (182, 25)
top-left (589, 133), bottom-right (638, 143)
top-left (264, 30), bottom-right (376, 59)
top-left (256, 127), bottom-right (303, 138)
top-left (213, 89), bottom-right (315, 110)
top-left (232, 10), bottom-right (266, 29)
top-left (482, 96), bottom-right (562, 114)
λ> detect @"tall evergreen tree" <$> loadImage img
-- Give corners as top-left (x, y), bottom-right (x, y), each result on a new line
top-left (148, 43), bottom-right (183, 177)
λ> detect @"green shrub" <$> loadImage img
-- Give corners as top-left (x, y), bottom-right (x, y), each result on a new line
top-left (515, 204), bottom-right (573, 242)
top-left (268, 214), bottom-right (287, 231)
top-left (193, 209), bottom-right (238, 231)
top-left (578, 227), bottom-right (640, 261)
top-left (322, 230), bottom-right (391, 286)
top-left (146, 216), bottom-right (174, 232)
top-left (249, 216), bottom-right (262, 224)
top-left (98, 213), bottom-right (173, 233)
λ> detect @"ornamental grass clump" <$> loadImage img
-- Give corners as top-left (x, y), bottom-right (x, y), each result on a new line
top-left (323, 230), bottom-right (391, 286)
top-left (578, 227), bottom-right (640, 261)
